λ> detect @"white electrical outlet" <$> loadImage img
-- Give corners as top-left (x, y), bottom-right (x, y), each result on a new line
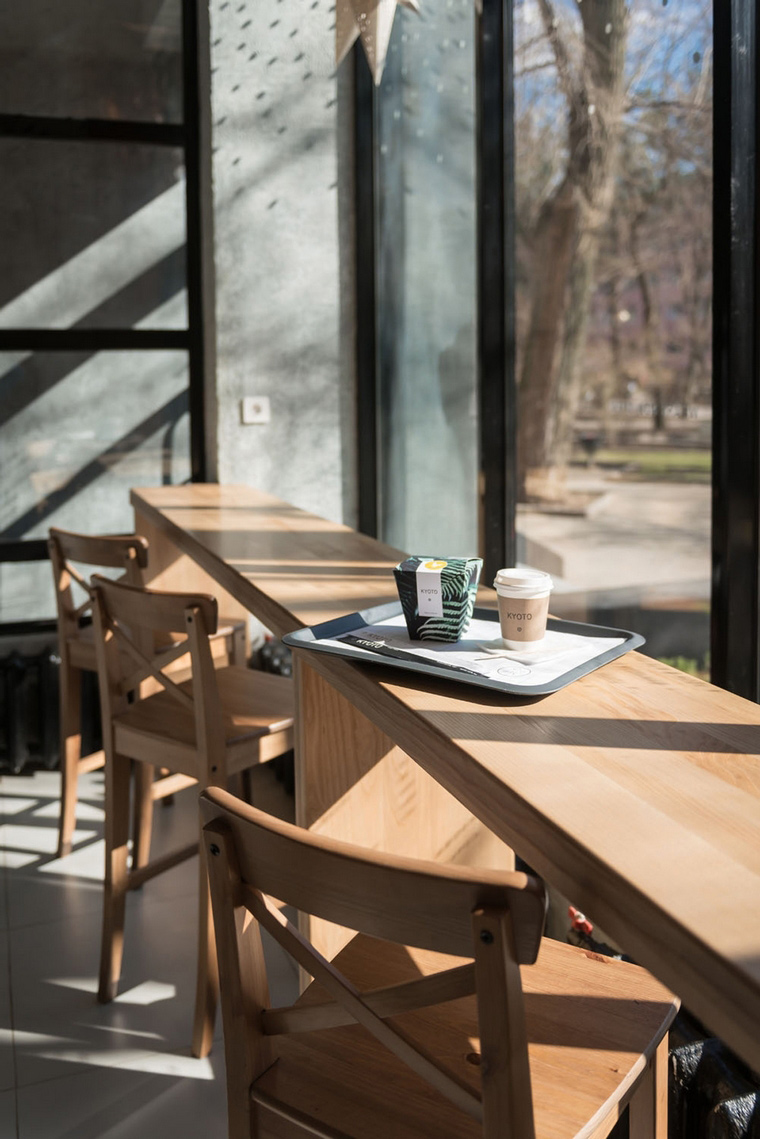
top-left (241, 396), bottom-right (271, 425)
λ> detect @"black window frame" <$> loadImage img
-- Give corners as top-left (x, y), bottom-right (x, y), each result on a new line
top-left (711, 0), bottom-right (760, 701)
top-left (0, 0), bottom-right (214, 573)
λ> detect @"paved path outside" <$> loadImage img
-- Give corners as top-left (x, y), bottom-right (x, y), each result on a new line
top-left (517, 469), bottom-right (710, 598)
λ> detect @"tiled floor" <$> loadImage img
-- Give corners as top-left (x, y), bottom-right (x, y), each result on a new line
top-left (0, 766), bottom-right (299, 1139)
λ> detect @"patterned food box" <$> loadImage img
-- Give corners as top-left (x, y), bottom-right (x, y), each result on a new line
top-left (393, 556), bottom-right (482, 641)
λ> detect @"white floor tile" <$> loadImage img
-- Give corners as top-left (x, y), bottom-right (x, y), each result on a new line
top-left (10, 896), bottom-right (201, 1088)
top-left (9, 866), bottom-right (297, 1088)
top-left (0, 937), bottom-right (16, 1094)
top-left (16, 1059), bottom-right (228, 1139)
top-left (0, 1087), bottom-right (17, 1137)
top-left (6, 860), bottom-right (106, 933)
top-left (1, 771), bottom-right (69, 802)
top-left (0, 860), bottom-right (8, 935)
top-left (3, 771), bottom-right (105, 932)
top-left (4, 765), bottom-right (298, 1138)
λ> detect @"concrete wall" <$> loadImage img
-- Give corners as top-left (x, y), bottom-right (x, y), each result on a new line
top-left (208, 0), bottom-right (356, 526)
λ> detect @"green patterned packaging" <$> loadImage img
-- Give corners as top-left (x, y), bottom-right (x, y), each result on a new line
top-left (394, 556), bottom-right (482, 641)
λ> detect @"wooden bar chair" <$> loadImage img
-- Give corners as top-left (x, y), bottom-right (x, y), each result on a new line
top-left (90, 575), bottom-right (294, 1059)
top-left (200, 785), bottom-right (680, 1139)
top-left (48, 527), bottom-right (247, 860)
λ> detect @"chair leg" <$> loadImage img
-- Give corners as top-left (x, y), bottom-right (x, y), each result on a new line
top-left (159, 767), bottom-right (175, 809)
top-left (131, 762), bottom-right (155, 871)
top-left (230, 623), bottom-right (247, 667)
top-left (98, 750), bottom-right (132, 1003)
top-left (629, 1037), bottom-right (668, 1139)
top-left (192, 837), bottom-right (220, 1058)
top-left (57, 663), bottom-right (82, 859)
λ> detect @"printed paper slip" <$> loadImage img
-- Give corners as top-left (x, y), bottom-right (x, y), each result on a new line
top-left (329, 613), bottom-right (626, 688)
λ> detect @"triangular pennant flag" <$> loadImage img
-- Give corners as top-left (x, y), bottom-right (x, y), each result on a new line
top-left (335, 0), bottom-right (421, 84)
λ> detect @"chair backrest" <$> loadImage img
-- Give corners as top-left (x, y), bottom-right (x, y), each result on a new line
top-left (90, 575), bottom-right (223, 781)
top-left (200, 785), bottom-right (548, 1139)
top-left (48, 528), bottom-right (150, 649)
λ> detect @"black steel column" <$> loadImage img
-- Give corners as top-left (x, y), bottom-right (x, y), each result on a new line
top-left (711, 0), bottom-right (760, 699)
top-left (182, 0), bottom-right (215, 483)
top-left (354, 48), bottom-right (379, 537)
top-left (476, 0), bottom-right (516, 583)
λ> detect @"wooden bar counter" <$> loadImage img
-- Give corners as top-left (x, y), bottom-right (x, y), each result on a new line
top-left (132, 483), bottom-right (760, 1074)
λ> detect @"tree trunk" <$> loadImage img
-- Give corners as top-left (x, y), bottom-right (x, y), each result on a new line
top-left (516, 177), bottom-right (579, 498)
top-left (630, 214), bottom-right (665, 433)
top-left (517, 0), bottom-right (629, 499)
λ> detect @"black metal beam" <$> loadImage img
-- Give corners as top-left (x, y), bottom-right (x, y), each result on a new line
top-left (0, 329), bottom-right (188, 351)
top-left (0, 113), bottom-right (185, 146)
top-left (182, 0), bottom-right (214, 483)
top-left (0, 540), bottom-right (48, 563)
top-left (711, 0), bottom-right (760, 700)
top-left (475, 0), bottom-right (516, 583)
top-left (0, 620), bottom-right (58, 636)
top-left (354, 47), bottom-right (378, 537)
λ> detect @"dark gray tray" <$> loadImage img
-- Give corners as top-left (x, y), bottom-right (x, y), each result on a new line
top-left (283, 603), bottom-right (645, 697)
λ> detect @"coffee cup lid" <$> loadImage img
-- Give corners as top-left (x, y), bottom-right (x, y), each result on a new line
top-left (494, 567), bottom-right (552, 590)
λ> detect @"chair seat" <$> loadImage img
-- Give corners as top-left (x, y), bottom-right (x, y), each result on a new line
top-left (113, 665), bottom-right (294, 765)
top-left (253, 934), bottom-right (677, 1139)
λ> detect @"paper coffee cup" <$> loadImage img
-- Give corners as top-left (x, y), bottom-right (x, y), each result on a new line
top-left (493, 568), bottom-right (553, 650)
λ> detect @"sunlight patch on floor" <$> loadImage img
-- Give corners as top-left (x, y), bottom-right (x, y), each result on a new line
top-left (34, 1046), bottom-right (215, 1080)
top-left (114, 982), bottom-right (177, 1007)
top-left (3, 823), bottom-right (98, 855)
top-left (44, 976), bottom-right (99, 994)
top-left (33, 799), bottom-right (105, 823)
top-left (0, 796), bottom-right (39, 816)
top-left (38, 838), bottom-right (105, 880)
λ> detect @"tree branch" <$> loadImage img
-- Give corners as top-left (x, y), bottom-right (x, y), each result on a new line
top-left (536, 0), bottom-right (577, 108)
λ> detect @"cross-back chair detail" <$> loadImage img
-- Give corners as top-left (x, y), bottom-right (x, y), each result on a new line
top-left (48, 528), bottom-right (151, 858)
top-left (91, 576), bottom-right (294, 1059)
top-left (201, 786), bottom-right (679, 1139)
top-left (92, 578), bottom-right (226, 783)
top-left (48, 526), bottom-right (246, 861)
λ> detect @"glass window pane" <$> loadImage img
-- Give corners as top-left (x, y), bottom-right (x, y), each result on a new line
top-left (0, 1), bottom-right (183, 123)
top-left (0, 350), bottom-right (190, 622)
top-left (376, 5), bottom-right (478, 555)
top-left (0, 563), bottom-right (57, 626)
top-left (0, 140), bottom-right (187, 330)
top-left (514, 0), bottom-right (712, 671)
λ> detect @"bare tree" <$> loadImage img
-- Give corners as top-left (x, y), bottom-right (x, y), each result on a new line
top-left (517, 0), bottom-right (629, 499)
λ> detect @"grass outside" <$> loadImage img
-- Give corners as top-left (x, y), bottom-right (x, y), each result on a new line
top-left (658, 654), bottom-right (710, 682)
top-left (577, 448), bottom-right (712, 482)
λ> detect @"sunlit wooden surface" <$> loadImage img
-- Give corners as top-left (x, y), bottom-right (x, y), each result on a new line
top-left (131, 483), bottom-right (411, 634)
top-left (132, 484), bottom-right (760, 1073)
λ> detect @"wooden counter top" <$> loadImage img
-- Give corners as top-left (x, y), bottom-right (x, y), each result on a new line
top-left (132, 483), bottom-right (412, 635)
top-left (132, 483), bottom-right (760, 1074)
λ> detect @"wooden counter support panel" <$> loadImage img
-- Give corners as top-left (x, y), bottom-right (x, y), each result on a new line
top-left (294, 656), bottom-right (514, 961)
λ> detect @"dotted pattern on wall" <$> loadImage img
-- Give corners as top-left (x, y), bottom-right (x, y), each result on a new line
top-left (210, 0), bottom-right (338, 211)
top-left (208, 0), bottom-right (344, 515)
